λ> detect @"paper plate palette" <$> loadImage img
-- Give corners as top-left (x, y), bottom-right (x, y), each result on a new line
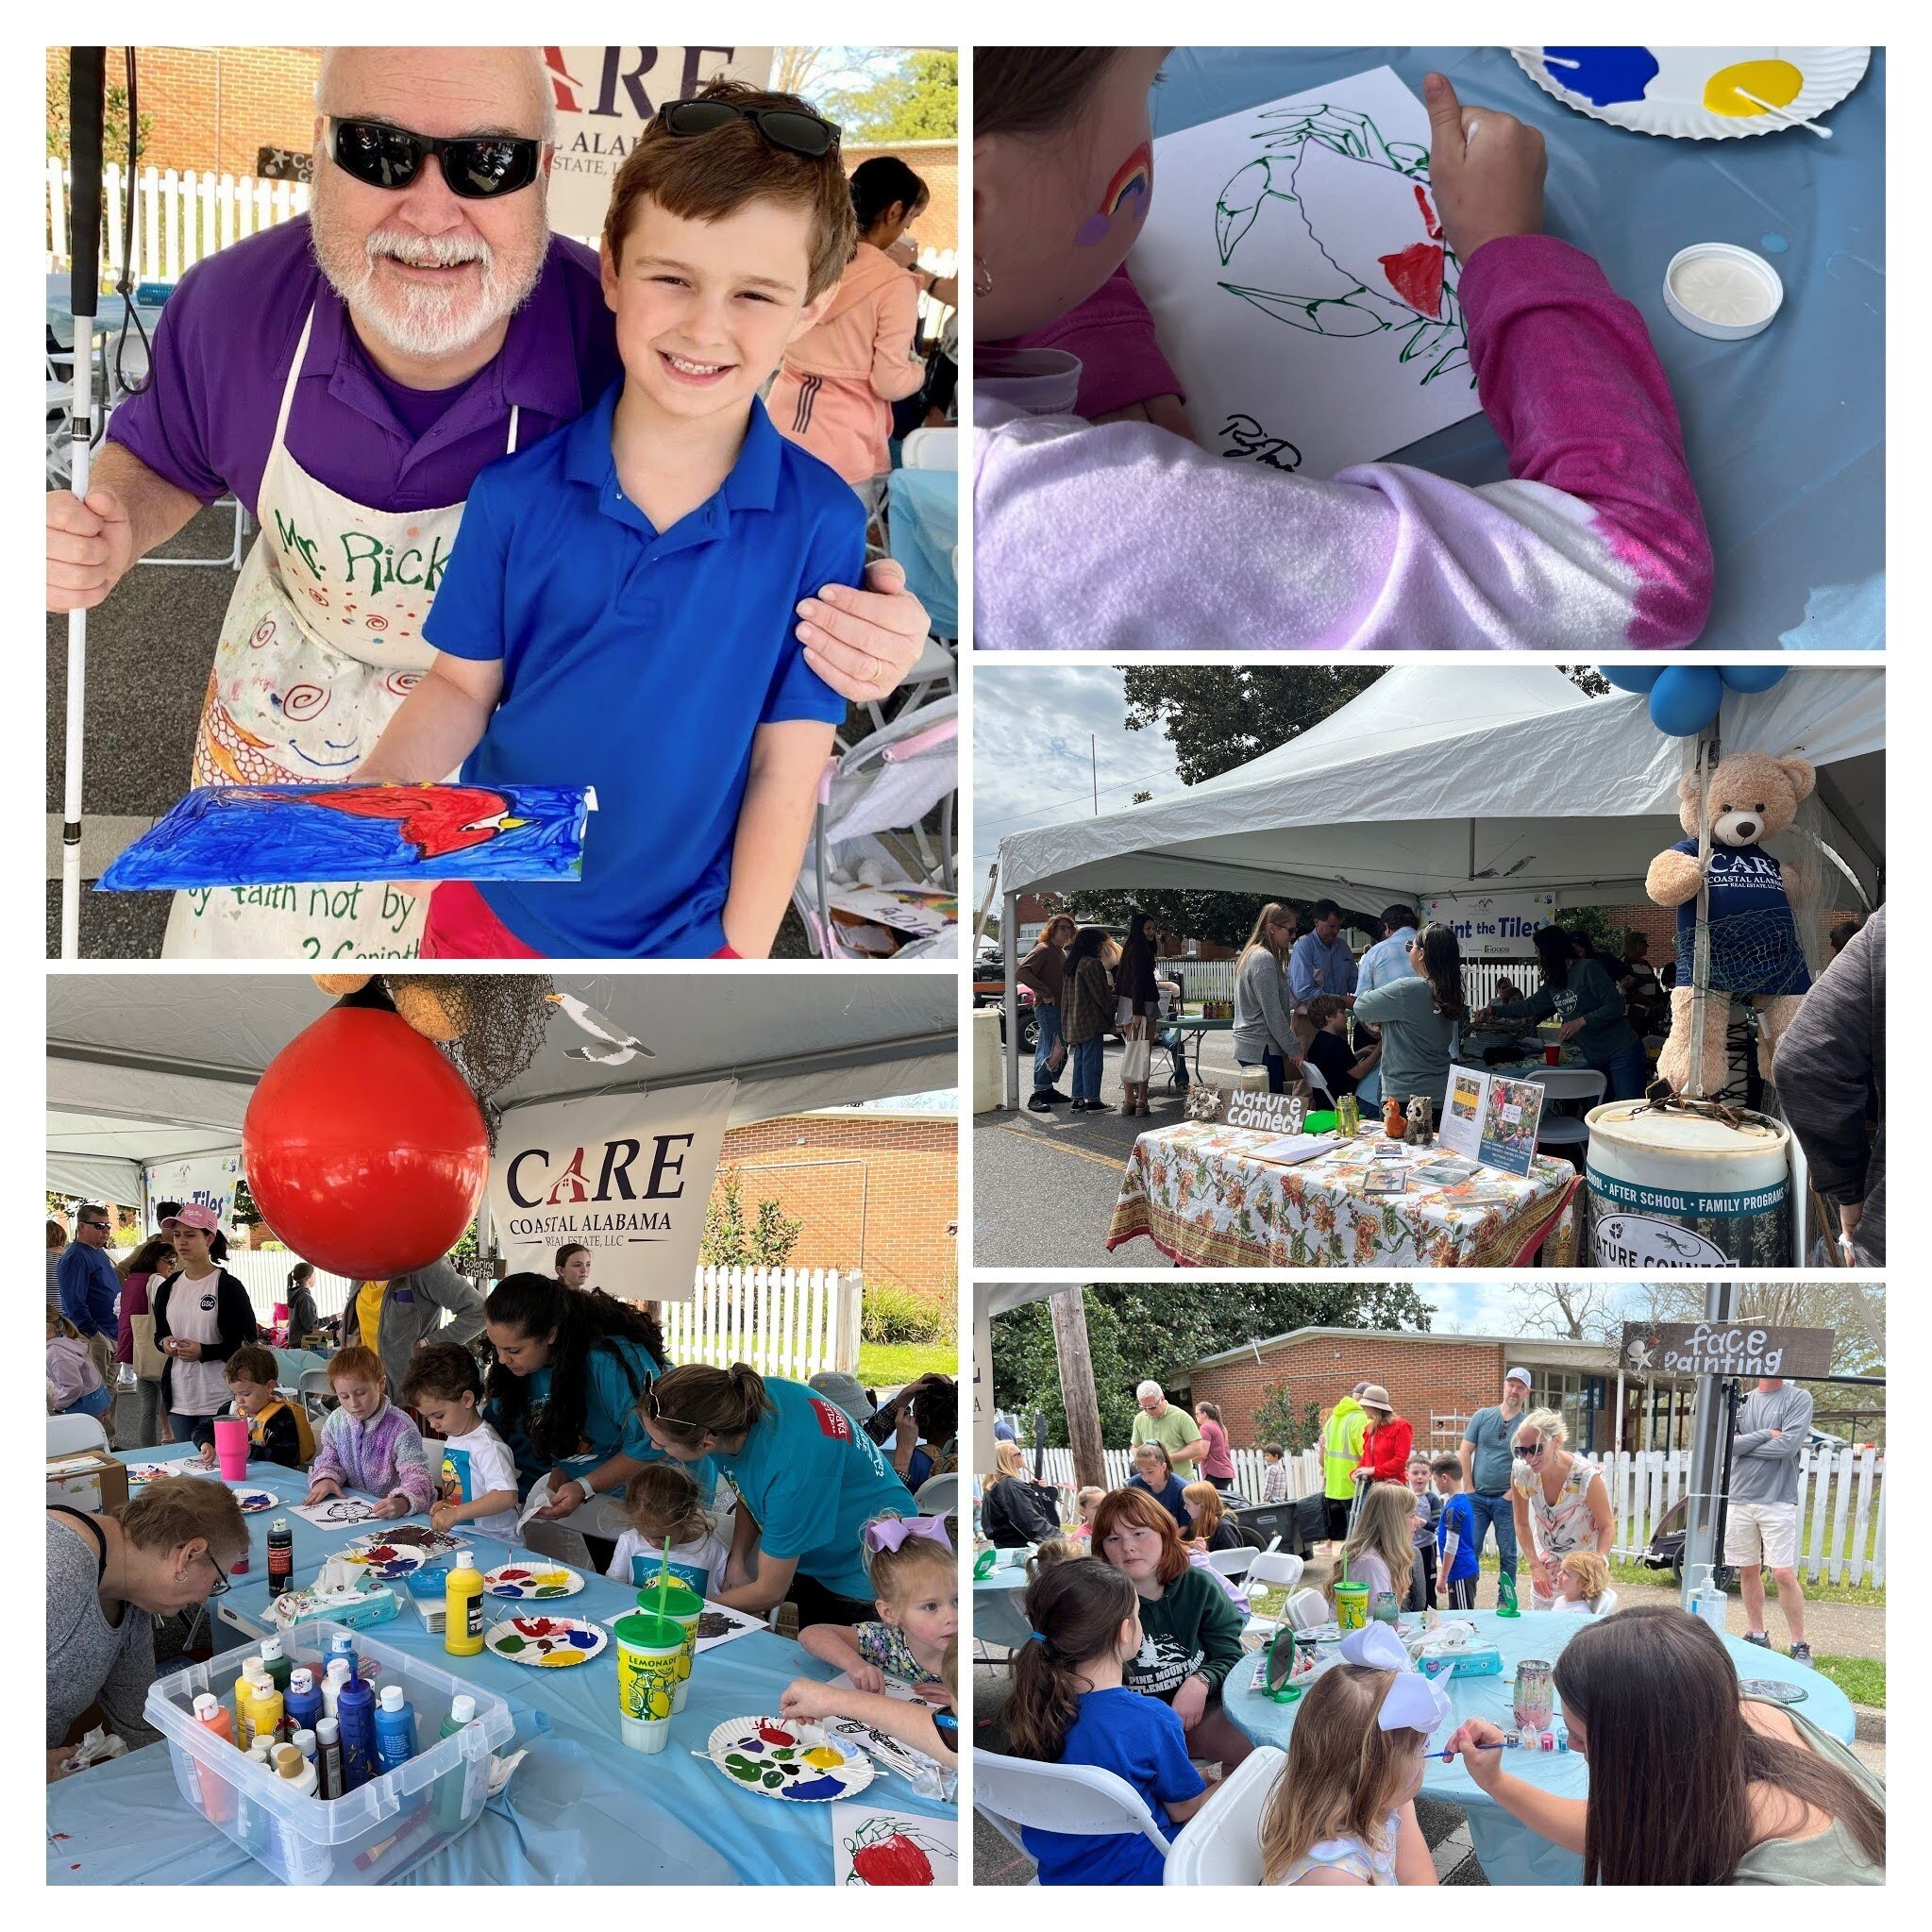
top-left (125, 1461), bottom-right (218, 1485)
top-left (704, 1717), bottom-right (876, 1803)
top-left (484, 1616), bottom-right (608, 1667)
top-left (483, 1562), bottom-right (585, 1601)
top-left (227, 1486), bottom-right (278, 1514)
top-left (336, 1541), bottom-right (428, 1581)
top-left (1514, 45), bottom-right (1870, 141)
top-left (344, 1523), bottom-right (459, 1554)
top-left (1739, 1677), bottom-right (1809, 1705)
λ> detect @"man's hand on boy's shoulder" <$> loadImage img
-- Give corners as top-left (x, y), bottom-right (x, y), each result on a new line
top-left (795, 559), bottom-right (931, 702)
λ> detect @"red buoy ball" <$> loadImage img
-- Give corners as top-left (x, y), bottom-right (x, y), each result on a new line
top-left (242, 1004), bottom-right (489, 1278)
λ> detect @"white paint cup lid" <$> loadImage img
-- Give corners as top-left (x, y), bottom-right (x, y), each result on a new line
top-left (1662, 244), bottom-right (1785, 341)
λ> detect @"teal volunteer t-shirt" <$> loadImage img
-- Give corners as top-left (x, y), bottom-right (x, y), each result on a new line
top-left (712, 1376), bottom-right (918, 1601)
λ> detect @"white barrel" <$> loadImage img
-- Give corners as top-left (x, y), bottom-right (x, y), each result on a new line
top-left (1584, 1101), bottom-right (1790, 1268)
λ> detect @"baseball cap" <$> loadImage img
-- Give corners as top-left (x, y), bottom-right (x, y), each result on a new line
top-left (808, 1370), bottom-right (876, 1422)
top-left (161, 1203), bottom-right (221, 1234)
top-left (1505, 1366), bottom-right (1534, 1387)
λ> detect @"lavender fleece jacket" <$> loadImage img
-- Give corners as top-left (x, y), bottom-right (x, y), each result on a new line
top-left (309, 1397), bottom-right (437, 1510)
top-left (975, 235), bottom-right (1712, 650)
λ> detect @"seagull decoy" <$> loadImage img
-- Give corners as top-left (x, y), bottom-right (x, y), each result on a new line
top-left (546, 991), bottom-right (655, 1065)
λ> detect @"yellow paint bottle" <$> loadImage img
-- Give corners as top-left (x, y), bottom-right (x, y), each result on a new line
top-left (445, 1547), bottom-right (485, 1656)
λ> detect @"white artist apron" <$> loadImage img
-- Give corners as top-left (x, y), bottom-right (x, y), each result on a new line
top-left (163, 306), bottom-right (518, 958)
top-left (164, 1267), bottom-right (229, 1417)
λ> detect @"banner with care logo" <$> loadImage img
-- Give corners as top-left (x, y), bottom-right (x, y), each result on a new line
top-left (543, 46), bottom-right (777, 238)
top-left (143, 1151), bottom-right (242, 1232)
top-left (488, 1083), bottom-right (735, 1302)
top-left (1420, 890), bottom-right (1558, 960)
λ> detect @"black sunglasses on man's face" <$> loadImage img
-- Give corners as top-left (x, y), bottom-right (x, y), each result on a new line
top-left (328, 118), bottom-right (544, 199)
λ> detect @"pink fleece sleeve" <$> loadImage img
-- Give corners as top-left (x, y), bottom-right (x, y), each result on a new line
top-left (869, 272), bottom-right (928, 403)
top-left (1009, 265), bottom-right (1186, 419)
top-left (1456, 234), bottom-right (1711, 647)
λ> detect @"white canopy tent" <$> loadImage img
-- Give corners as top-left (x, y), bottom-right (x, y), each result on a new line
top-left (996, 665), bottom-right (1884, 1104)
top-left (47, 973), bottom-right (956, 1209)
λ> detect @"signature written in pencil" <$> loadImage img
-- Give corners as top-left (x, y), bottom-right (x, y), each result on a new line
top-left (1219, 413), bottom-right (1303, 472)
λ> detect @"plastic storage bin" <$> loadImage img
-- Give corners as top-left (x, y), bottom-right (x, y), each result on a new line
top-left (143, 1618), bottom-right (514, 1884)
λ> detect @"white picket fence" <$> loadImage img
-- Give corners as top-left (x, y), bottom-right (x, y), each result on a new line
top-left (115, 1252), bottom-right (863, 1379)
top-left (1034, 1444), bottom-right (1323, 1502)
top-left (47, 159), bottom-right (311, 281)
top-left (1166, 956), bottom-right (1537, 1012)
top-left (1605, 1445), bottom-right (1885, 1587)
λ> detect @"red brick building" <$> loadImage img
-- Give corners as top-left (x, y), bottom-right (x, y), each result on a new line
top-left (1184, 1327), bottom-right (1696, 1460)
top-left (714, 1108), bottom-right (956, 1306)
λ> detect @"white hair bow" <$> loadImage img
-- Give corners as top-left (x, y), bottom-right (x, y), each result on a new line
top-left (1337, 1621), bottom-right (1453, 1736)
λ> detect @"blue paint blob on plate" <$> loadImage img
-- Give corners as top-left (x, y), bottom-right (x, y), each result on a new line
top-left (1546, 46), bottom-right (1661, 108)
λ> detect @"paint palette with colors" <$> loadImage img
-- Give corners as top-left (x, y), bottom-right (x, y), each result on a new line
top-left (485, 1616), bottom-right (609, 1667)
top-left (1515, 45), bottom-right (1870, 140)
top-left (704, 1716), bottom-right (876, 1803)
top-left (483, 1562), bottom-right (585, 1601)
top-left (125, 1461), bottom-right (219, 1485)
top-left (345, 1523), bottom-right (459, 1554)
top-left (227, 1486), bottom-right (279, 1514)
top-left (337, 1541), bottom-right (429, 1581)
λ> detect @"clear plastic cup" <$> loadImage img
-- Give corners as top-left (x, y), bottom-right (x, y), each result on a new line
top-left (613, 1612), bottom-right (685, 1754)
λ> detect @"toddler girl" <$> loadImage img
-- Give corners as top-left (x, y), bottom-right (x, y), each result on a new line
top-left (1075, 1484), bottom-right (1106, 1538)
top-left (974, 51), bottom-right (1710, 650)
top-left (1003, 1557), bottom-right (1210, 1883)
top-left (1555, 1549), bottom-right (1612, 1616)
top-left (801, 1515), bottom-right (957, 1694)
top-left (1260, 1622), bottom-right (1445, 1885)
top-left (606, 1462), bottom-right (731, 1597)
top-left (46, 1307), bottom-right (112, 1420)
top-left (304, 1344), bottom-right (436, 1520)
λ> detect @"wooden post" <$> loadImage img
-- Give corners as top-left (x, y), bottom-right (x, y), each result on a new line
top-left (1050, 1285), bottom-right (1106, 1491)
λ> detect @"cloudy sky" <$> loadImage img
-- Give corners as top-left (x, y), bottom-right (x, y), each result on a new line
top-left (971, 664), bottom-right (1187, 880)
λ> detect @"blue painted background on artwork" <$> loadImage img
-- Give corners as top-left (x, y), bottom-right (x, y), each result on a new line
top-left (98, 782), bottom-right (591, 891)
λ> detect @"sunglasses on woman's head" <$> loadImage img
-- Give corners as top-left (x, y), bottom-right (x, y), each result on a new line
top-left (328, 118), bottom-right (544, 199)
top-left (654, 97), bottom-right (840, 157)
top-left (642, 1379), bottom-right (701, 1432)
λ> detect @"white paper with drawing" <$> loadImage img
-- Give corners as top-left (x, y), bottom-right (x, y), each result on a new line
top-left (1129, 67), bottom-right (1483, 481)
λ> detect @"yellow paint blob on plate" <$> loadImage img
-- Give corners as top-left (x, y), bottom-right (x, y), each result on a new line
top-left (537, 1649), bottom-right (586, 1666)
top-left (1705, 59), bottom-right (1805, 117)
top-left (801, 1745), bottom-right (845, 1768)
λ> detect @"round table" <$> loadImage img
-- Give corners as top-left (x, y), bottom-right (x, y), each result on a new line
top-left (1225, 1608), bottom-right (1853, 1886)
top-left (974, 1548), bottom-right (1039, 1652)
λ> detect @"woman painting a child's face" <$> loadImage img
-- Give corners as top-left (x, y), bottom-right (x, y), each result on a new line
top-left (975, 47), bottom-right (1171, 339)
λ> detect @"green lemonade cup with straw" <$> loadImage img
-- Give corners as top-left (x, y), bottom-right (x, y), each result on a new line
top-left (613, 1611), bottom-right (685, 1754)
top-left (1334, 1579), bottom-right (1370, 1632)
top-left (639, 1559), bottom-right (706, 1713)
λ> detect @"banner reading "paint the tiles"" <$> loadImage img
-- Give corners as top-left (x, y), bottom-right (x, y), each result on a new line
top-left (488, 1083), bottom-right (734, 1302)
top-left (543, 47), bottom-right (776, 238)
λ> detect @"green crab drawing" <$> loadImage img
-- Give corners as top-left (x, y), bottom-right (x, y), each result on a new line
top-left (1214, 103), bottom-right (1470, 388)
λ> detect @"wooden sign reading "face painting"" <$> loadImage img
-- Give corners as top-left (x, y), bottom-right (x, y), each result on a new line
top-left (1620, 1322), bottom-right (1835, 1380)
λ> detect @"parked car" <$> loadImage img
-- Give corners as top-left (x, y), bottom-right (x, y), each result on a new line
top-left (971, 949), bottom-right (1039, 1054)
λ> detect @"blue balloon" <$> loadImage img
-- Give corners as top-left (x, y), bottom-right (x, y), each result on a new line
top-left (1599, 665), bottom-right (1663, 694)
top-left (1718, 666), bottom-right (1787, 694)
top-left (1648, 666), bottom-right (1725, 737)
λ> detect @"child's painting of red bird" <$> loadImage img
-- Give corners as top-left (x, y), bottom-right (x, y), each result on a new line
top-left (304, 783), bottom-right (531, 862)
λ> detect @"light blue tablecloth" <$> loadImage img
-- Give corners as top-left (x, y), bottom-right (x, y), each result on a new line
top-left (48, 1445), bottom-right (953, 1885)
top-left (1225, 1607), bottom-right (1853, 1885)
top-left (1154, 47), bottom-right (1886, 649)
top-left (887, 465), bottom-right (959, 639)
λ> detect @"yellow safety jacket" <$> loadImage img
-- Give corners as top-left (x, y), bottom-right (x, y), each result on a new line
top-left (1322, 1397), bottom-right (1368, 1500)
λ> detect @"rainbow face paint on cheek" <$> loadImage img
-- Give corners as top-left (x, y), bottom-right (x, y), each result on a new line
top-left (1075, 140), bottom-right (1153, 246)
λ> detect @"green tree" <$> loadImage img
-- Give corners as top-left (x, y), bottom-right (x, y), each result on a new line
top-left (991, 1283), bottom-right (1433, 1448)
top-left (826, 49), bottom-right (957, 141)
top-left (46, 74), bottom-right (151, 162)
top-left (700, 1171), bottom-right (804, 1269)
top-left (1253, 1386), bottom-right (1322, 1453)
top-left (1121, 665), bottom-right (1384, 784)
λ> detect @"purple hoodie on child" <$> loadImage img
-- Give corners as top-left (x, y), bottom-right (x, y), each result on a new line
top-left (975, 235), bottom-right (1712, 651)
top-left (309, 1397), bottom-right (437, 1511)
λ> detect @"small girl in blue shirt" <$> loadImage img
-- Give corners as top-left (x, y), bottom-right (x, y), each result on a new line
top-left (1007, 1556), bottom-right (1210, 1885)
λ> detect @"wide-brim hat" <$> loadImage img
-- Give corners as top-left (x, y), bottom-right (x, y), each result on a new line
top-left (1358, 1384), bottom-right (1394, 1413)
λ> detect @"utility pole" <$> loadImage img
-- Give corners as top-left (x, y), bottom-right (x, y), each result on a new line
top-left (1050, 1285), bottom-right (1106, 1491)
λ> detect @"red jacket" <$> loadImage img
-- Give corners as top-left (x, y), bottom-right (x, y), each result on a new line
top-left (1357, 1417), bottom-right (1414, 1484)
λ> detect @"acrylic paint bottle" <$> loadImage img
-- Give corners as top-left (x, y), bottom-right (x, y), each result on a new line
top-left (375, 1684), bottom-right (418, 1774)
top-left (273, 1743), bottom-right (331, 1884)
top-left (249, 1675), bottom-right (287, 1748)
top-left (285, 1665), bottom-right (323, 1739)
top-left (432, 1694), bottom-right (479, 1834)
top-left (273, 1740), bottom-right (318, 1797)
top-left (337, 1674), bottom-right (378, 1792)
top-left (444, 1547), bottom-right (485, 1656)
top-left (267, 1518), bottom-right (294, 1597)
top-left (233, 1660), bottom-right (266, 1749)
top-left (192, 1692), bottom-right (237, 1823)
top-left (326, 1631), bottom-right (358, 1672)
top-left (315, 1716), bottom-right (344, 1799)
top-left (320, 1657), bottom-right (352, 1721)
top-left (238, 1737), bottom-right (276, 1855)
top-left (292, 1726), bottom-right (317, 1765)
top-left (259, 1635), bottom-right (294, 1696)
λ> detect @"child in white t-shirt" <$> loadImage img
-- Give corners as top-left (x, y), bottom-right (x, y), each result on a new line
top-left (401, 1343), bottom-right (521, 1543)
top-left (607, 1463), bottom-right (731, 1597)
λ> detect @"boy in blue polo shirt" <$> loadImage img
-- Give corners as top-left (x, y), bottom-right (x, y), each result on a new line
top-left (357, 82), bottom-right (863, 957)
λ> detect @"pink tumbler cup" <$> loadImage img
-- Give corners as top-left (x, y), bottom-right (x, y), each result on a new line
top-left (213, 1417), bottom-right (250, 1480)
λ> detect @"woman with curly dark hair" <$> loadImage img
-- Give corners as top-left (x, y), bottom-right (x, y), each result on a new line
top-left (481, 1272), bottom-right (670, 1519)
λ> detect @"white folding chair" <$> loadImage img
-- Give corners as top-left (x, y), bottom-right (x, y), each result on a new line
top-left (899, 426), bottom-right (960, 470)
top-left (1206, 1546), bottom-right (1254, 1580)
top-left (1525, 1067), bottom-right (1607, 1154)
top-left (1591, 1587), bottom-right (1620, 1616)
top-left (914, 1471), bottom-right (959, 1517)
top-left (48, 1412), bottom-right (111, 1454)
top-left (296, 1368), bottom-right (335, 1429)
top-left (976, 1749), bottom-right (1172, 1884)
top-left (1164, 1745), bottom-right (1286, 1885)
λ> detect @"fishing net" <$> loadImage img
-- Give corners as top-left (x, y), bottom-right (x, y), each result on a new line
top-left (387, 972), bottom-right (554, 1147)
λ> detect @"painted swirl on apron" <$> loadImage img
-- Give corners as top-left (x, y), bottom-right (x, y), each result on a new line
top-left (164, 305), bottom-right (518, 958)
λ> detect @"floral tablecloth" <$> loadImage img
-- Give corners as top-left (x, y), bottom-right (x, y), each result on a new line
top-left (1106, 1123), bottom-right (1581, 1268)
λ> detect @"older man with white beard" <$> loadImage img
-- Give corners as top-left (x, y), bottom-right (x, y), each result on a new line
top-left (46, 46), bottom-right (933, 958)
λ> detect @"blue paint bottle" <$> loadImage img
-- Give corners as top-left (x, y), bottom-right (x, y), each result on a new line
top-left (284, 1665), bottom-right (323, 1740)
top-left (374, 1684), bottom-right (418, 1775)
top-left (336, 1674), bottom-right (378, 1792)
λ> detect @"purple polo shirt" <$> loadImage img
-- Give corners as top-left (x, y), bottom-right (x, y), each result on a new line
top-left (108, 216), bottom-right (622, 516)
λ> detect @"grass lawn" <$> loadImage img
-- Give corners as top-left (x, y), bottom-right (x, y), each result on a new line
top-left (857, 1342), bottom-right (956, 1387)
top-left (1812, 1655), bottom-right (1885, 1709)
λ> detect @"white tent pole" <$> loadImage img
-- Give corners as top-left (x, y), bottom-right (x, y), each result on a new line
top-left (1003, 887), bottom-right (1020, 1110)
